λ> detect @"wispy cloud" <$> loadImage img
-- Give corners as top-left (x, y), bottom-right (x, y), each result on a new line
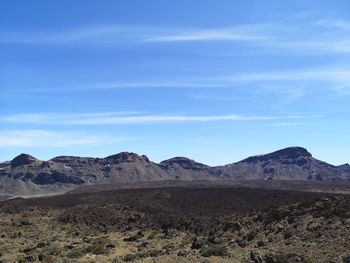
top-left (0, 18), bottom-right (350, 56)
top-left (7, 66), bottom-right (350, 107)
top-left (225, 68), bottom-right (350, 82)
top-left (0, 24), bottom-right (268, 46)
top-left (18, 65), bottom-right (350, 93)
top-left (273, 40), bottom-right (350, 54)
top-left (145, 28), bottom-right (268, 42)
top-left (0, 130), bottom-right (126, 148)
top-left (312, 19), bottom-right (350, 31)
top-left (221, 66), bottom-right (350, 99)
top-left (260, 122), bottom-right (304, 127)
top-left (2, 17), bottom-right (350, 54)
top-left (77, 81), bottom-right (227, 90)
top-left (0, 25), bottom-right (146, 45)
top-left (1, 112), bottom-right (276, 125)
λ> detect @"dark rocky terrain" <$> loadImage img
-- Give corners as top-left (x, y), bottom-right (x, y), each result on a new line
top-left (1, 149), bottom-right (350, 262)
top-left (1, 147), bottom-right (349, 197)
top-left (68, 179), bottom-right (350, 195)
top-left (0, 186), bottom-right (349, 262)
top-left (217, 147), bottom-right (350, 181)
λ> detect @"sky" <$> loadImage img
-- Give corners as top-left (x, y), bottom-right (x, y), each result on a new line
top-left (1, 0), bottom-right (350, 165)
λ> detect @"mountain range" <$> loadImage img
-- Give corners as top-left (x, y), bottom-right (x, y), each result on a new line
top-left (0, 147), bottom-right (349, 196)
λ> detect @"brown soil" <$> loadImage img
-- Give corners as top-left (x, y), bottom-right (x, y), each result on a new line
top-left (0, 187), bottom-right (349, 263)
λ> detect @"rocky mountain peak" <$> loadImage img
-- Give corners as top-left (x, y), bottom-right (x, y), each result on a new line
top-left (267, 147), bottom-right (312, 159)
top-left (105, 152), bottom-right (149, 163)
top-left (338, 163), bottom-right (350, 172)
top-left (240, 147), bottom-right (312, 164)
top-left (11, 153), bottom-right (38, 167)
top-left (1, 147), bottom-right (349, 197)
top-left (159, 157), bottom-right (208, 170)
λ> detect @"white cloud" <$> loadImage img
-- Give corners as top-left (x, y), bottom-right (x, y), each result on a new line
top-left (225, 67), bottom-right (350, 84)
top-left (1, 113), bottom-right (275, 125)
top-left (0, 130), bottom-right (125, 148)
top-left (273, 40), bottom-right (350, 54)
top-left (84, 81), bottom-right (226, 90)
top-left (0, 25), bottom-right (144, 45)
top-left (220, 67), bottom-right (350, 98)
top-left (313, 19), bottom-right (350, 31)
top-left (145, 28), bottom-right (267, 42)
top-left (24, 66), bottom-right (350, 93)
top-left (0, 24), bottom-right (268, 45)
top-left (1, 17), bottom-right (350, 55)
top-left (178, 66), bottom-right (350, 104)
top-left (260, 122), bottom-right (303, 127)
top-left (73, 67), bottom-right (350, 91)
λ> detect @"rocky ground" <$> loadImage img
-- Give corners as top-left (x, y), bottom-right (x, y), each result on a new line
top-left (0, 187), bottom-right (349, 263)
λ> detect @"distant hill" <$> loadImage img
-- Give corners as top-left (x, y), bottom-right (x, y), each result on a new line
top-left (219, 147), bottom-right (350, 181)
top-left (0, 147), bottom-right (349, 196)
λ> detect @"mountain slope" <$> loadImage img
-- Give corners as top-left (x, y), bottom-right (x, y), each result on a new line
top-left (159, 157), bottom-right (217, 179)
top-left (220, 147), bottom-right (348, 181)
top-left (0, 147), bottom-right (349, 196)
top-left (0, 152), bottom-right (178, 196)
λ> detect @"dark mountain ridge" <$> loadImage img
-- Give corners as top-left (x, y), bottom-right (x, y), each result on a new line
top-left (240, 147), bottom-right (312, 163)
top-left (0, 147), bottom-right (349, 196)
top-left (10, 153), bottom-right (38, 167)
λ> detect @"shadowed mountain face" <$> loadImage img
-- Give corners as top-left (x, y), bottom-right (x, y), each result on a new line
top-left (219, 147), bottom-right (349, 181)
top-left (10, 154), bottom-right (38, 168)
top-left (0, 147), bottom-right (349, 196)
top-left (159, 157), bottom-right (214, 180)
top-left (240, 147), bottom-right (312, 163)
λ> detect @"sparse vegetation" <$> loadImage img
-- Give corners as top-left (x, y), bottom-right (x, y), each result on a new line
top-left (0, 187), bottom-right (349, 262)
top-left (122, 253), bottom-right (137, 261)
top-left (140, 248), bottom-right (162, 258)
top-left (200, 245), bottom-right (228, 257)
top-left (147, 229), bottom-right (158, 239)
top-left (66, 248), bottom-right (86, 258)
top-left (86, 243), bottom-right (108, 255)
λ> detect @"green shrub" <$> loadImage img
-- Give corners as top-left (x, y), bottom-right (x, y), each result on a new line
top-left (274, 254), bottom-right (290, 263)
top-left (45, 244), bottom-right (63, 256)
top-left (122, 253), bottom-right (137, 261)
top-left (86, 244), bottom-right (108, 255)
top-left (140, 249), bottom-right (162, 258)
top-left (42, 255), bottom-right (55, 262)
top-left (66, 248), bottom-right (86, 258)
top-left (147, 230), bottom-right (158, 239)
top-left (265, 254), bottom-right (290, 263)
top-left (200, 245), bottom-right (227, 257)
top-left (91, 236), bottom-right (109, 245)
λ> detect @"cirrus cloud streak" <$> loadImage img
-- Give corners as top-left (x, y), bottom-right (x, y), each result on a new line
top-left (1, 112), bottom-right (276, 125)
top-left (0, 130), bottom-right (127, 148)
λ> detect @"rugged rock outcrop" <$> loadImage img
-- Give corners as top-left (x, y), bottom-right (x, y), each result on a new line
top-left (10, 154), bottom-right (38, 168)
top-left (159, 157), bottom-right (214, 180)
top-left (219, 147), bottom-right (348, 181)
top-left (0, 147), bottom-right (349, 196)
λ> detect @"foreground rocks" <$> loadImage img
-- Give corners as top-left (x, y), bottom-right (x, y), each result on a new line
top-left (0, 187), bottom-right (349, 262)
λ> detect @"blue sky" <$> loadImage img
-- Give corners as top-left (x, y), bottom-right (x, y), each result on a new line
top-left (1, 0), bottom-right (350, 165)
